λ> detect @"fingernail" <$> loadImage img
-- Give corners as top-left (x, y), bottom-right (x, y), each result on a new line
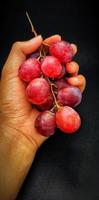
top-left (36, 35), bottom-right (43, 39)
top-left (30, 35), bottom-right (43, 41)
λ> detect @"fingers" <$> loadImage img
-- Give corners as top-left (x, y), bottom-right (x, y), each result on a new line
top-left (66, 61), bottom-right (79, 76)
top-left (2, 35), bottom-right (62, 76)
top-left (71, 43), bottom-right (78, 56)
top-left (66, 74), bottom-right (86, 92)
top-left (11, 35), bottom-right (43, 56)
top-left (43, 35), bottom-right (61, 45)
top-left (2, 36), bottom-right (43, 76)
top-left (44, 36), bottom-right (78, 56)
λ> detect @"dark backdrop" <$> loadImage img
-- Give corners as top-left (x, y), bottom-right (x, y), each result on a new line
top-left (0, 1), bottom-right (99, 200)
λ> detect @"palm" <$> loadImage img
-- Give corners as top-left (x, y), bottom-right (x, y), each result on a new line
top-left (1, 35), bottom-right (62, 147)
top-left (8, 75), bottom-right (47, 147)
top-left (1, 63), bottom-right (47, 149)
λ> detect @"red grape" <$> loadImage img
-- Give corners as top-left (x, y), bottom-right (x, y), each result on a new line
top-left (56, 106), bottom-right (81, 134)
top-left (57, 86), bottom-right (82, 107)
top-left (36, 93), bottom-right (54, 111)
top-left (56, 65), bottom-right (66, 79)
top-left (55, 78), bottom-right (69, 90)
top-left (49, 41), bottom-right (73, 63)
top-left (35, 111), bottom-right (56, 136)
top-left (41, 56), bottom-right (62, 78)
top-left (19, 58), bottom-right (41, 83)
top-left (26, 78), bottom-right (50, 105)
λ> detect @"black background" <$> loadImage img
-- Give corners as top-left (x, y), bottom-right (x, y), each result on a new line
top-left (0, 1), bottom-right (99, 200)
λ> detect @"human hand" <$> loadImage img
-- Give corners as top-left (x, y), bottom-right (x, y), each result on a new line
top-left (0, 35), bottom-right (86, 200)
top-left (0, 35), bottom-right (64, 150)
top-left (0, 35), bottom-right (86, 150)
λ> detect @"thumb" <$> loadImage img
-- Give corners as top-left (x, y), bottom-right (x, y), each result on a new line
top-left (2, 35), bottom-right (42, 76)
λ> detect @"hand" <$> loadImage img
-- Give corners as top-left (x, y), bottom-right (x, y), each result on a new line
top-left (0, 35), bottom-right (85, 200)
top-left (0, 35), bottom-right (63, 200)
top-left (0, 35), bottom-right (62, 150)
top-left (0, 35), bottom-right (85, 150)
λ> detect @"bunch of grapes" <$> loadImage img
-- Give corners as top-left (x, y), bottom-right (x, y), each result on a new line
top-left (18, 13), bottom-right (86, 137)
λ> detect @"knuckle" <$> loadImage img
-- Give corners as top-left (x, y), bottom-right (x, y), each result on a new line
top-left (12, 41), bottom-right (21, 50)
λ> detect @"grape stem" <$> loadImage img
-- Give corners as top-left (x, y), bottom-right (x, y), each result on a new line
top-left (26, 11), bottom-right (45, 59)
top-left (47, 78), bottom-right (60, 110)
top-left (26, 12), bottom-right (49, 48)
top-left (26, 12), bottom-right (37, 37)
top-left (26, 11), bottom-right (59, 110)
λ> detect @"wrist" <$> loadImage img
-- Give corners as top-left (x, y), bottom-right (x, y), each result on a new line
top-left (0, 122), bottom-right (37, 200)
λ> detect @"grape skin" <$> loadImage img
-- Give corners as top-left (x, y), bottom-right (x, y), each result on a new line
top-left (56, 106), bottom-right (81, 134)
top-left (49, 41), bottom-right (73, 63)
top-left (36, 93), bottom-right (54, 111)
top-left (19, 58), bottom-right (41, 83)
top-left (41, 56), bottom-right (62, 78)
top-left (26, 78), bottom-right (50, 105)
top-left (35, 111), bottom-right (57, 136)
top-left (57, 86), bottom-right (82, 107)
top-left (55, 78), bottom-right (69, 90)
top-left (55, 65), bottom-right (66, 79)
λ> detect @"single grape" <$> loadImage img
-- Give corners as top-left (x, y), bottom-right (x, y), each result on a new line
top-left (56, 65), bottom-right (66, 79)
top-left (19, 58), bottom-right (41, 83)
top-left (41, 56), bottom-right (62, 78)
top-left (35, 111), bottom-right (57, 136)
top-left (36, 93), bottom-right (54, 111)
top-left (49, 41), bottom-right (73, 63)
top-left (56, 106), bottom-right (81, 134)
top-left (55, 78), bottom-right (69, 90)
top-left (57, 86), bottom-right (82, 107)
top-left (26, 78), bottom-right (50, 105)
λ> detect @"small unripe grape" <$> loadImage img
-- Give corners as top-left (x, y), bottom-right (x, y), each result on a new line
top-left (41, 56), bottom-right (62, 78)
top-left (56, 106), bottom-right (81, 134)
top-left (26, 78), bottom-right (50, 105)
top-left (19, 58), bottom-right (41, 83)
top-left (35, 111), bottom-right (57, 136)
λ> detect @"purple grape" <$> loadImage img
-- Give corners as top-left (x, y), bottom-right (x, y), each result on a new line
top-left (55, 78), bottom-right (69, 90)
top-left (57, 86), bottom-right (82, 107)
top-left (36, 94), bottom-right (54, 111)
top-left (35, 111), bottom-right (56, 136)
